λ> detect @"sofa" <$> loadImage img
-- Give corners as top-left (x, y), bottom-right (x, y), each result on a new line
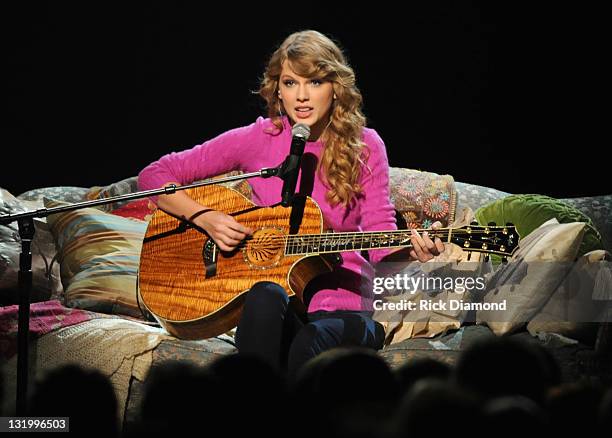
top-left (1, 169), bottom-right (611, 430)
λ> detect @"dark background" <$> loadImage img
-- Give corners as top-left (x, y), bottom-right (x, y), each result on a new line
top-left (4, 3), bottom-right (609, 198)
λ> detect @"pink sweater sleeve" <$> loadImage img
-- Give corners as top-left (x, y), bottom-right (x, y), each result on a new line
top-left (137, 120), bottom-right (261, 201)
top-left (359, 129), bottom-right (398, 265)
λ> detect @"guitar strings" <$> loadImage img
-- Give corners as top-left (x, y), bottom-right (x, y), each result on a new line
top-left (235, 236), bottom-right (505, 248)
top-left (234, 231), bottom-right (513, 246)
top-left (236, 230), bottom-right (512, 245)
top-left (241, 228), bottom-right (513, 240)
top-left (234, 234), bottom-right (512, 253)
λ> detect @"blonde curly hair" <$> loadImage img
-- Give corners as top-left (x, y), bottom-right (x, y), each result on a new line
top-left (258, 30), bottom-right (369, 208)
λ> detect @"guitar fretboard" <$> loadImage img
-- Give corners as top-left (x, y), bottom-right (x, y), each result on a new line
top-left (284, 229), bottom-right (451, 255)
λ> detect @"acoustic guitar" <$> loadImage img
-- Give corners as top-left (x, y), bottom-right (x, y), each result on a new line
top-left (137, 185), bottom-right (519, 339)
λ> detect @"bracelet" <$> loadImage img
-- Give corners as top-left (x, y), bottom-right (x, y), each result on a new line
top-left (188, 209), bottom-right (214, 223)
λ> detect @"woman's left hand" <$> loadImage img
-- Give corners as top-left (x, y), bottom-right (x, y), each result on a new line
top-left (408, 221), bottom-right (445, 262)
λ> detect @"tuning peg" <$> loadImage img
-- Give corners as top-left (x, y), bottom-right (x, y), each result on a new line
top-left (488, 221), bottom-right (497, 227)
top-left (470, 220), bottom-right (479, 226)
top-left (466, 251), bottom-right (472, 261)
top-left (506, 222), bottom-right (514, 227)
top-left (501, 257), bottom-right (508, 264)
top-left (483, 254), bottom-right (490, 263)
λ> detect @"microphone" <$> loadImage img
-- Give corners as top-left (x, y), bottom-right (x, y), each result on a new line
top-left (280, 123), bottom-right (310, 207)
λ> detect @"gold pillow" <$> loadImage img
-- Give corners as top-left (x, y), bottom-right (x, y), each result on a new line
top-left (476, 219), bottom-right (586, 335)
top-left (527, 249), bottom-right (611, 343)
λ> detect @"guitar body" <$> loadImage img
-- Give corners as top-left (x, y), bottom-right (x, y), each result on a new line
top-left (138, 185), bottom-right (337, 339)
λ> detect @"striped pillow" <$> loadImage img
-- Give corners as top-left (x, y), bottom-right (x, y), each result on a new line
top-left (44, 198), bottom-right (147, 318)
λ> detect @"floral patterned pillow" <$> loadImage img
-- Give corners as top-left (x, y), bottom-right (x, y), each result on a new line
top-left (389, 167), bottom-right (457, 230)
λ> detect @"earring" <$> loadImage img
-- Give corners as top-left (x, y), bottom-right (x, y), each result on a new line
top-left (333, 93), bottom-right (337, 100)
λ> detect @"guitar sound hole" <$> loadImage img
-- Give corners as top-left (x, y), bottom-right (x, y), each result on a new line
top-left (244, 228), bottom-right (285, 268)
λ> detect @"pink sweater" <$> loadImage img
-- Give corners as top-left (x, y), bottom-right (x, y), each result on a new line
top-left (138, 116), bottom-right (397, 313)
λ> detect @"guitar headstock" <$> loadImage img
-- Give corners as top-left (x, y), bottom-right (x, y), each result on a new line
top-left (449, 222), bottom-right (520, 259)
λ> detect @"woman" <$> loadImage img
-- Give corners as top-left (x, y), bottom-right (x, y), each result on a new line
top-left (138, 30), bottom-right (444, 377)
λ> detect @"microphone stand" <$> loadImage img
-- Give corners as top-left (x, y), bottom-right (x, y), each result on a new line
top-left (0, 164), bottom-right (297, 415)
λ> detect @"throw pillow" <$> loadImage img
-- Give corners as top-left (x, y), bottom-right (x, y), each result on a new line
top-left (44, 198), bottom-right (147, 318)
top-left (17, 186), bottom-right (90, 204)
top-left (374, 208), bottom-right (495, 345)
top-left (0, 188), bottom-right (63, 304)
top-left (389, 167), bottom-right (457, 229)
top-left (86, 172), bottom-right (252, 221)
top-left (109, 199), bottom-right (156, 221)
top-left (475, 194), bottom-right (603, 257)
top-left (476, 218), bottom-right (586, 335)
top-left (85, 176), bottom-right (141, 212)
top-left (527, 249), bottom-right (611, 344)
top-left (85, 177), bottom-right (156, 221)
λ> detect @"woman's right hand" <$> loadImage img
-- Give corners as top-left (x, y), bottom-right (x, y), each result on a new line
top-left (193, 210), bottom-right (253, 252)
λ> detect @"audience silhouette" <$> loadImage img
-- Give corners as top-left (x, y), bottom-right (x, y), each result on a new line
top-left (8, 333), bottom-right (609, 437)
top-left (27, 364), bottom-right (119, 437)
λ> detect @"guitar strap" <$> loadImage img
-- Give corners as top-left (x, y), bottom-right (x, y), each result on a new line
top-left (287, 194), bottom-right (306, 235)
top-left (288, 152), bottom-right (318, 234)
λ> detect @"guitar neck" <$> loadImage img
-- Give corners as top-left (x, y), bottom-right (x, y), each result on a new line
top-left (284, 228), bottom-right (452, 256)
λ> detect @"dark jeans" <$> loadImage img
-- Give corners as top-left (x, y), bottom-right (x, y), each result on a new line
top-left (235, 281), bottom-right (385, 378)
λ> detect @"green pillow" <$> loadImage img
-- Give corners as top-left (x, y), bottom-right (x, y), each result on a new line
top-left (475, 194), bottom-right (603, 258)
